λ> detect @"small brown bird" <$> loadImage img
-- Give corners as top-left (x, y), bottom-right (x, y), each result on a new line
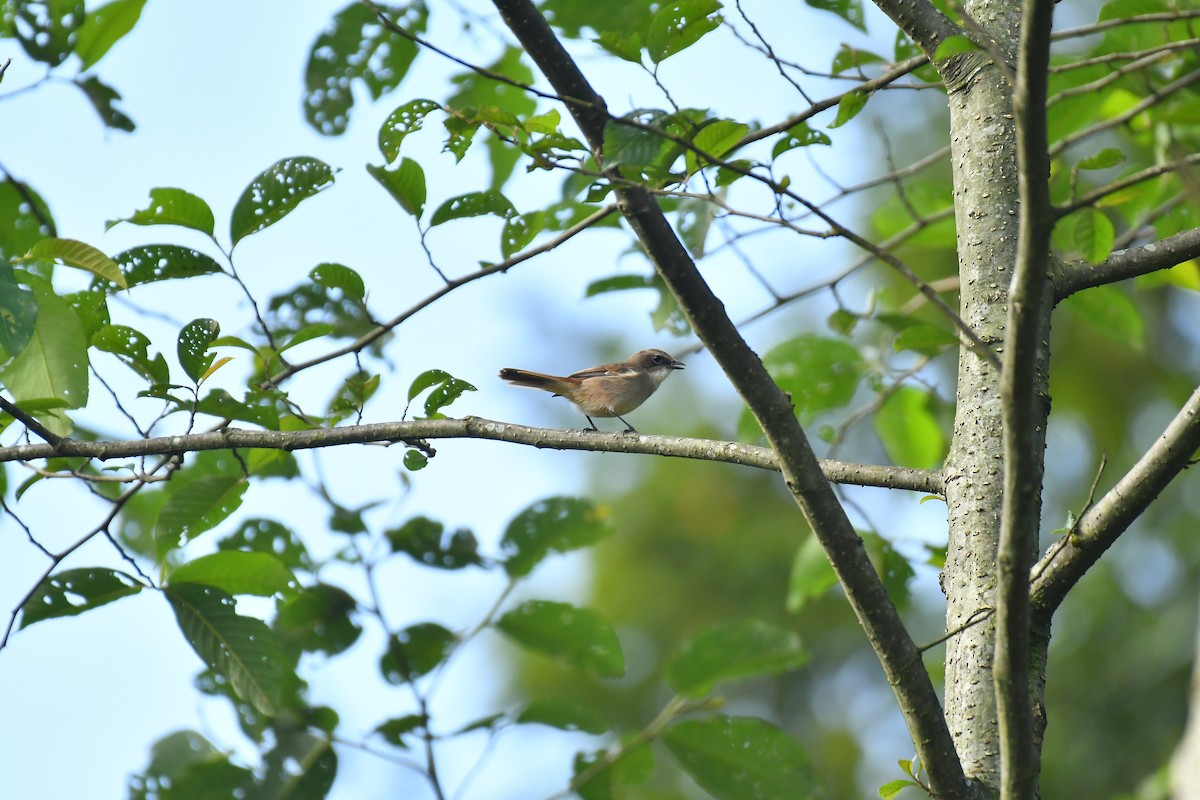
top-left (499, 349), bottom-right (685, 432)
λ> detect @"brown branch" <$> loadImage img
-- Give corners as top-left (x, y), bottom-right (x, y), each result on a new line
top-left (996, 0), bottom-right (1055, 795)
top-left (1051, 10), bottom-right (1200, 42)
top-left (1054, 226), bottom-right (1200, 301)
top-left (1031, 384), bottom-right (1200, 618)
top-left (485, 1), bottom-right (974, 796)
top-left (0, 396), bottom-right (63, 445)
top-left (0, 417), bottom-right (946, 494)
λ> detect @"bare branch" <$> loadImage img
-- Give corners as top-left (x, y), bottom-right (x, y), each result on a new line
top-left (1058, 154), bottom-right (1200, 217)
top-left (0, 417), bottom-right (945, 494)
top-left (1031, 384), bottom-right (1200, 618)
top-left (995, 0), bottom-right (1056, 794)
top-left (1055, 226), bottom-right (1200, 301)
top-left (0, 396), bottom-right (63, 445)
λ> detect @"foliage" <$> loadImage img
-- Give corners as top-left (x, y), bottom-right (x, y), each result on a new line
top-left (2, 0), bottom-right (1199, 798)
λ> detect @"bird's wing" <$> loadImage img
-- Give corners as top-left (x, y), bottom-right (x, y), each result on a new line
top-left (569, 363), bottom-right (639, 379)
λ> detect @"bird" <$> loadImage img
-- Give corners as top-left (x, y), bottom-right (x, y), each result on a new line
top-left (498, 349), bottom-right (685, 432)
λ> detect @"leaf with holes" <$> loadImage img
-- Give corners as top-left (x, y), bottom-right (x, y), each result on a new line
top-left (387, 516), bottom-right (483, 570)
top-left (177, 318), bottom-right (220, 383)
top-left (646, 0), bottom-right (722, 63)
top-left (380, 622), bottom-right (458, 682)
top-left (92, 324), bottom-right (169, 384)
top-left (104, 245), bottom-right (222, 292)
top-left (378, 99), bottom-right (441, 162)
top-left (165, 582), bottom-right (287, 715)
top-left (430, 190), bottom-right (515, 226)
top-left (0, 261), bottom-right (37, 362)
top-left (0, 277), bottom-right (89, 418)
top-left (19, 568), bottom-right (143, 628)
top-left (303, 2), bottom-right (427, 135)
top-left (230, 157), bottom-right (336, 246)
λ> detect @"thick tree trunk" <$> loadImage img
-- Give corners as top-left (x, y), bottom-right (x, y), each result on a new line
top-left (940, 3), bottom-right (1051, 787)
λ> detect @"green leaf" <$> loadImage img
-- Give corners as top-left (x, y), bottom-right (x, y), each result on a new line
top-left (230, 157), bottom-right (336, 246)
top-left (1071, 208), bottom-right (1116, 265)
top-left (0, 261), bottom-right (37, 362)
top-left (875, 387), bottom-right (946, 469)
top-left (687, 119), bottom-right (749, 173)
top-left (646, 0), bottom-right (723, 63)
top-left (739, 335), bottom-right (864, 439)
top-left (804, 0), bottom-right (865, 30)
top-left (829, 90), bottom-right (869, 128)
top-left (573, 743), bottom-right (654, 800)
top-left (663, 715), bottom-right (817, 800)
top-left (402, 449), bottom-right (428, 471)
top-left (309, 262), bottom-right (365, 302)
top-left (406, 368), bottom-right (477, 417)
top-left (864, 532), bottom-right (916, 610)
top-left (879, 779), bottom-right (920, 799)
top-left (1063, 284), bottom-right (1143, 347)
top-left (375, 714), bottom-right (425, 748)
top-left (495, 600), bottom-right (624, 678)
top-left (156, 474), bottom-right (249, 559)
top-left (24, 238), bottom-right (125, 288)
top-left (667, 620), bottom-right (809, 697)
top-left (108, 188), bottom-right (215, 235)
top-left (771, 122), bottom-right (831, 159)
top-left (218, 518), bottom-right (313, 572)
top-left (92, 324), bottom-right (169, 384)
top-left (75, 75), bottom-right (134, 132)
top-left (105, 245), bottom-right (223, 291)
top-left (260, 730), bottom-right (336, 799)
top-left (19, 568), bottom-right (142, 628)
top-left (74, 0), bottom-right (146, 69)
top-left (387, 515), bottom-right (483, 570)
top-left (516, 697), bottom-right (611, 734)
top-left (500, 496), bottom-right (612, 578)
top-left (443, 115), bottom-right (480, 162)
top-left (378, 98), bottom-right (442, 162)
top-left (0, 277), bottom-right (89, 417)
top-left (275, 584), bottom-right (362, 656)
top-left (0, 179), bottom-right (54, 260)
top-left (11, 0), bottom-right (84, 66)
top-left (303, 2), bottom-right (427, 135)
top-left (1075, 147), bottom-right (1126, 171)
top-left (429, 190), bottom-right (515, 226)
top-left (501, 211), bottom-right (546, 258)
top-left (380, 622), bottom-right (458, 682)
top-left (786, 535), bottom-right (837, 613)
top-left (129, 731), bottom-right (232, 800)
top-left (893, 324), bottom-right (958, 356)
top-left (367, 158), bottom-right (426, 218)
top-left (934, 34), bottom-right (979, 61)
top-left (596, 30), bottom-right (644, 62)
top-left (165, 582), bottom-right (287, 715)
top-left (831, 44), bottom-right (883, 74)
top-left (585, 273), bottom-right (656, 297)
top-left (169, 551), bottom-right (295, 597)
top-left (177, 317), bottom-right (220, 383)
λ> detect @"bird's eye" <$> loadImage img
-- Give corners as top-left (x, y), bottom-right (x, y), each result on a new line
top-left (652, 355), bottom-right (663, 363)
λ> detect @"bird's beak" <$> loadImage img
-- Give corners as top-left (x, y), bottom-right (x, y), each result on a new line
top-left (671, 359), bottom-right (685, 370)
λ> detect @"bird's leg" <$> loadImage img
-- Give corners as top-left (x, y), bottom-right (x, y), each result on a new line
top-left (616, 415), bottom-right (638, 433)
top-left (583, 415), bottom-right (600, 431)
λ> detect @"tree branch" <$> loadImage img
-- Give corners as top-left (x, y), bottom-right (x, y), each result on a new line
top-left (0, 417), bottom-right (945, 494)
top-left (1054, 226), bottom-right (1200, 301)
top-left (485, 1), bottom-right (973, 795)
top-left (996, 0), bottom-right (1056, 795)
top-left (0, 396), bottom-right (63, 445)
top-left (1030, 384), bottom-right (1200, 617)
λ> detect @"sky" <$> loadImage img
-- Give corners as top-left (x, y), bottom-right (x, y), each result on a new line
top-left (0, 1), bottom-right (953, 798)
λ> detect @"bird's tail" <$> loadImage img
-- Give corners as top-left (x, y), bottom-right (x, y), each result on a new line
top-left (498, 368), bottom-right (574, 396)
